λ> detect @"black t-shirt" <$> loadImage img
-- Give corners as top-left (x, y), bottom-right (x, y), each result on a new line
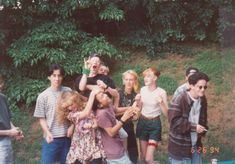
top-left (75, 74), bottom-right (116, 97)
top-left (0, 93), bottom-right (11, 140)
top-left (117, 88), bottom-right (137, 133)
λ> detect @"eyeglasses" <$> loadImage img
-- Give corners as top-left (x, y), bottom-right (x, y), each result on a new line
top-left (198, 85), bottom-right (207, 90)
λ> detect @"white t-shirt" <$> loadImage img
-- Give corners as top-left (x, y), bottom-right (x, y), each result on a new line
top-left (188, 93), bottom-right (201, 146)
top-left (140, 86), bottom-right (167, 117)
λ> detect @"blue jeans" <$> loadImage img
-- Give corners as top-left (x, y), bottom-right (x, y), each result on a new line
top-left (41, 137), bottom-right (71, 164)
top-left (168, 156), bottom-right (191, 164)
top-left (0, 137), bottom-right (13, 164)
top-left (192, 146), bottom-right (202, 164)
top-left (168, 147), bottom-right (202, 164)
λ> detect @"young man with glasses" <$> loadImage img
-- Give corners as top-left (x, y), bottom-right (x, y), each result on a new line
top-left (168, 72), bottom-right (209, 164)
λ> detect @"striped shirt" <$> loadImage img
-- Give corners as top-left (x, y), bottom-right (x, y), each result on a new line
top-left (34, 86), bottom-right (72, 138)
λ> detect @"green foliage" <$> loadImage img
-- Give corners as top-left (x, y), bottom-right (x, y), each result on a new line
top-left (158, 75), bottom-right (178, 95)
top-left (120, 1), bottom-right (232, 57)
top-left (8, 21), bottom-right (85, 67)
top-left (8, 21), bottom-right (121, 76)
top-left (6, 77), bottom-right (48, 109)
top-left (99, 3), bottom-right (124, 21)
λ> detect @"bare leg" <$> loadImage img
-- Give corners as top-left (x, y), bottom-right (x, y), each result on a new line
top-left (145, 140), bottom-right (158, 164)
top-left (139, 140), bottom-right (148, 164)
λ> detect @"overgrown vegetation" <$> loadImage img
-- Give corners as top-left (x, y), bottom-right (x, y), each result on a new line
top-left (1, 0), bottom-right (235, 163)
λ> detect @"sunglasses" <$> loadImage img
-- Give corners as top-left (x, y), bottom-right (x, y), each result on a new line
top-left (198, 85), bottom-right (207, 90)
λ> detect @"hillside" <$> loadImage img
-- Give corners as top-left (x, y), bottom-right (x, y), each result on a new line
top-left (12, 47), bottom-right (235, 163)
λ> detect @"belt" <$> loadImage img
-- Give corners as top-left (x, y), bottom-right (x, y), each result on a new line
top-left (140, 114), bottom-right (160, 120)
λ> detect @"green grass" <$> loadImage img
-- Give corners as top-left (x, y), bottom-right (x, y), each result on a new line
top-left (12, 47), bottom-right (235, 163)
top-left (11, 107), bottom-right (42, 164)
top-left (158, 75), bottom-right (178, 95)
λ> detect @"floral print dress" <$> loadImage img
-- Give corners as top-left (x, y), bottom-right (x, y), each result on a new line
top-left (66, 111), bottom-right (105, 164)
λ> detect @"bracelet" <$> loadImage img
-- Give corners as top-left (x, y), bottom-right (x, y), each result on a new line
top-left (119, 119), bottom-right (125, 125)
top-left (82, 68), bottom-right (90, 75)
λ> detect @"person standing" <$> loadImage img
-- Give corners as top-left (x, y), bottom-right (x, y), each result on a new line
top-left (173, 67), bottom-right (199, 99)
top-left (56, 90), bottom-right (105, 164)
top-left (168, 72), bottom-right (209, 164)
top-left (118, 70), bottom-right (139, 164)
top-left (34, 64), bottom-right (72, 164)
top-left (0, 74), bottom-right (24, 164)
top-left (136, 67), bottom-right (168, 164)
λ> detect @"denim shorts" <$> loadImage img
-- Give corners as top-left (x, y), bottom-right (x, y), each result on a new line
top-left (0, 137), bottom-right (13, 164)
top-left (136, 117), bottom-right (162, 142)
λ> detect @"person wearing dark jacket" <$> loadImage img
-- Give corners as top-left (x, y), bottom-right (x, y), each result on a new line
top-left (168, 72), bottom-right (209, 164)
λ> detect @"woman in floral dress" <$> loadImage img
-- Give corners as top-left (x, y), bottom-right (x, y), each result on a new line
top-left (56, 90), bottom-right (105, 164)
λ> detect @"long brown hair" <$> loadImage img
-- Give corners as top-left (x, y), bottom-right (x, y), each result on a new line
top-left (56, 91), bottom-right (85, 124)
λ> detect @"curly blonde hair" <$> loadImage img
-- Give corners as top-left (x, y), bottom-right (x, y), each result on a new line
top-left (122, 70), bottom-right (140, 93)
top-left (56, 91), bottom-right (85, 124)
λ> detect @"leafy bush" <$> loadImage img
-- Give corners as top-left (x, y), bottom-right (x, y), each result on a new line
top-left (6, 78), bottom-right (48, 107)
top-left (8, 21), bottom-right (121, 76)
top-left (99, 3), bottom-right (124, 21)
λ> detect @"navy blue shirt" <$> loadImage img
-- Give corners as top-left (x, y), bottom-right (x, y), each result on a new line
top-left (0, 93), bottom-right (11, 140)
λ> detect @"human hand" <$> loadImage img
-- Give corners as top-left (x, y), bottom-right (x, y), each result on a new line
top-left (46, 132), bottom-right (54, 143)
top-left (84, 57), bottom-right (91, 69)
top-left (156, 96), bottom-right (163, 104)
top-left (96, 80), bottom-right (107, 90)
top-left (67, 124), bottom-right (74, 138)
top-left (83, 122), bottom-right (93, 129)
top-left (15, 127), bottom-right (24, 140)
top-left (9, 127), bottom-right (21, 137)
top-left (135, 94), bottom-right (141, 101)
top-left (196, 124), bottom-right (207, 133)
top-left (121, 108), bottom-right (135, 122)
top-left (90, 88), bottom-right (102, 96)
top-left (131, 107), bottom-right (141, 121)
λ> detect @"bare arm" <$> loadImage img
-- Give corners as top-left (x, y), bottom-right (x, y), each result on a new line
top-left (106, 87), bottom-right (119, 108)
top-left (158, 92), bottom-right (168, 117)
top-left (79, 58), bottom-right (91, 91)
top-left (78, 91), bottom-right (97, 119)
top-left (103, 108), bottom-right (134, 137)
top-left (39, 118), bottom-right (53, 143)
top-left (115, 106), bottom-right (130, 116)
top-left (0, 126), bottom-right (19, 137)
top-left (79, 74), bottom-right (88, 91)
